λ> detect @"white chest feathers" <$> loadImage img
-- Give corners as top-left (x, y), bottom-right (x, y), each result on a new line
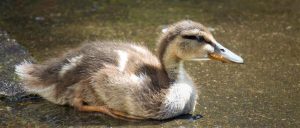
top-left (160, 62), bottom-right (198, 119)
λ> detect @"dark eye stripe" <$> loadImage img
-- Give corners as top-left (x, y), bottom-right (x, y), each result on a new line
top-left (182, 35), bottom-right (198, 40)
top-left (182, 35), bottom-right (205, 42)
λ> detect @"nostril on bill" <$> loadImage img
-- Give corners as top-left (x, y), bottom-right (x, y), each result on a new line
top-left (220, 49), bottom-right (225, 52)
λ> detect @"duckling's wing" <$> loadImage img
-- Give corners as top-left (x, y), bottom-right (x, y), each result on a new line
top-left (15, 42), bottom-right (122, 103)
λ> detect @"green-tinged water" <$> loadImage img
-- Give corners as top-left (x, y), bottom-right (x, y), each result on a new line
top-left (0, 0), bottom-right (299, 127)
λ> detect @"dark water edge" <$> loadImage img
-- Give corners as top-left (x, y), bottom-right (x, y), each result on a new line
top-left (0, 30), bottom-right (32, 98)
top-left (0, 0), bottom-right (299, 127)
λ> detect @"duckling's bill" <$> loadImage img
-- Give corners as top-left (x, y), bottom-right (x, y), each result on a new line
top-left (209, 42), bottom-right (244, 64)
top-left (188, 42), bottom-right (244, 64)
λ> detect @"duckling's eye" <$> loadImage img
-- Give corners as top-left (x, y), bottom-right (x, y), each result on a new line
top-left (182, 35), bottom-right (205, 42)
top-left (196, 36), bottom-right (205, 42)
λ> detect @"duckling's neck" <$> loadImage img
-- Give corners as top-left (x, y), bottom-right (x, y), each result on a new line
top-left (161, 48), bottom-right (184, 82)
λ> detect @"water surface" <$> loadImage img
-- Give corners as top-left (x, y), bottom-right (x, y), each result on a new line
top-left (0, 0), bottom-right (299, 127)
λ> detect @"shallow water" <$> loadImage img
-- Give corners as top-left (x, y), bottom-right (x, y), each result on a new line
top-left (0, 0), bottom-right (299, 127)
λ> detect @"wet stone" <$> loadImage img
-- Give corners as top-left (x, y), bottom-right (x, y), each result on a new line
top-left (0, 30), bottom-right (34, 98)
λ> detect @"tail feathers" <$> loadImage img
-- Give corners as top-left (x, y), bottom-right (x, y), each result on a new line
top-left (15, 60), bottom-right (43, 90)
top-left (15, 60), bottom-right (34, 79)
top-left (15, 60), bottom-right (65, 104)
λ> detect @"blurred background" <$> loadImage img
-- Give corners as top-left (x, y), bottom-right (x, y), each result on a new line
top-left (0, 0), bottom-right (299, 127)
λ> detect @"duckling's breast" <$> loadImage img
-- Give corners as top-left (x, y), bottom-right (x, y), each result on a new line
top-left (154, 66), bottom-right (198, 119)
top-left (159, 81), bottom-right (197, 119)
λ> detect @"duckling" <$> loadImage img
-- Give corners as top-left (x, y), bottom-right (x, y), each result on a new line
top-left (15, 20), bottom-right (243, 120)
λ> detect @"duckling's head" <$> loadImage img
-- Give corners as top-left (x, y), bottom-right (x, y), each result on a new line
top-left (158, 20), bottom-right (243, 64)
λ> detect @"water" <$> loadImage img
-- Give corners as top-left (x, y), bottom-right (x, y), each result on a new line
top-left (0, 0), bottom-right (299, 127)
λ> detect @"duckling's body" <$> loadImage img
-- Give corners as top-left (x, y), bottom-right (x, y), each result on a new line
top-left (16, 42), bottom-right (196, 119)
top-left (15, 20), bottom-right (243, 120)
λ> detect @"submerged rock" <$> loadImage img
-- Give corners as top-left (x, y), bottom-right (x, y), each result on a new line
top-left (0, 30), bottom-right (34, 98)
